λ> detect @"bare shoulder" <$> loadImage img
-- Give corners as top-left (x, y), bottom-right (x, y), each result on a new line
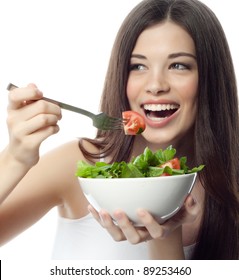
top-left (41, 138), bottom-right (98, 172)
top-left (36, 139), bottom-right (99, 218)
top-left (36, 138), bottom-right (98, 193)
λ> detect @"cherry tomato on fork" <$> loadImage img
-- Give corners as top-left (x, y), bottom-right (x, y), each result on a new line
top-left (122, 111), bottom-right (146, 135)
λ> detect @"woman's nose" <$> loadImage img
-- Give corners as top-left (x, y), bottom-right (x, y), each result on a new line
top-left (145, 73), bottom-right (170, 95)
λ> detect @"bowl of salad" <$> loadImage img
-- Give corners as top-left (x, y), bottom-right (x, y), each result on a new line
top-left (76, 146), bottom-right (204, 226)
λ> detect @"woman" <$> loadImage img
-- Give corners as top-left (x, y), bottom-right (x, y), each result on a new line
top-left (0, 0), bottom-right (238, 260)
top-left (89, 0), bottom-right (239, 259)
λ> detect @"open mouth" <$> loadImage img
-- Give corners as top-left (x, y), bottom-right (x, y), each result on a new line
top-left (143, 104), bottom-right (179, 121)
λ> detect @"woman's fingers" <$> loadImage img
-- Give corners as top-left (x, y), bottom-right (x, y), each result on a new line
top-left (8, 85), bottom-right (43, 110)
top-left (101, 210), bottom-right (128, 241)
top-left (6, 84), bottom-right (62, 166)
top-left (88, 205), bottom-right (126, 241)
top-left (8, 84), bottom-right (62, 121)
top-left (87, 204), bottom-right (102, 224)
top-left (141, 194), bottom-right (201, 239)
top-left (7, 102), bottom-right (61, 152)
top-left (113, 210), bottom-right (150, 243)
top-left (7, 85), bottom-right (62, 137)
top-left (89, 205), bottom-right (151, 243)
top-left (88, 193), bottom-right (201, 245)
top-left (136, 209), bottom-right (166, 239)
top-left (8, 96), bottom-right (62, 123)
top-left (89, 205), bottom-right (180, 243)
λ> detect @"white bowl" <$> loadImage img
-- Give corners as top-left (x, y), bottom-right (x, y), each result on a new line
top-left (79, 173), bottom-right (197, 226)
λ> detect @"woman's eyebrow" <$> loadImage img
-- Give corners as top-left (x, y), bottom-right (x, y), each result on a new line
top-left (131, 54), bottom-right (147, 59)
top-left (168, 52), bottom-right (196, 60)
top-left (131, 52), bottom-right (196, 60)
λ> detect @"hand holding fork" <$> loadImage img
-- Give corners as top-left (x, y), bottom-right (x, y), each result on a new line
top-left (7, 83), bottom-right (124, 131)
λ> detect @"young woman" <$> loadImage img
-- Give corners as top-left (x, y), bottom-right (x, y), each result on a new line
top-left (89, 0), bottom-right (239, 259)
top-left (0, 0), bottom-right (238, 260)
top-left (88, 0), bottom-right (239, 259)
top-left (0, 84), bottom-right (61, 204)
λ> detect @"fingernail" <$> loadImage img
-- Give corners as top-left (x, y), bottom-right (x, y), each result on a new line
top-left (36, 89), bottom-right (43, 97)
top-left (137, 208), bottom-right (146, 217)
top-left (114, 211), bottom-right (123, 220)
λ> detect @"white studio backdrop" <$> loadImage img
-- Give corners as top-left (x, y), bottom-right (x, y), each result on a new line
top-left (0, 0), bottom-right (238, 260)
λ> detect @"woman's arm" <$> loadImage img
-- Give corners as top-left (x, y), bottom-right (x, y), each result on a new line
top-left (0, 85), bottom-right (89, 246)
top-left (0, 84), bottom-right (61, 204)
top-left (0, 148), bottom-right (38, 205)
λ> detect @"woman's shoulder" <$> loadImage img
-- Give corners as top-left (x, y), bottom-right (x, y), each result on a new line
top-left (33, 139), bottom-right (99, 210)
top-left (42, 138), bottom-right (99, 162)
top-left (26, 139), bottom-right (97, 194)
top-left (38, 138), bottom-right (99, 188)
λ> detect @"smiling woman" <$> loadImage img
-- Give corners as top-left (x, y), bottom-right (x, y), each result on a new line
top-left (0, 0), bottom-right (238, 262)
top-left (84, 0), bottom-right (239, 260)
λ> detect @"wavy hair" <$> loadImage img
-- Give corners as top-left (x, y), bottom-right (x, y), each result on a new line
top-left (79, 0), bottom-right (239, 259)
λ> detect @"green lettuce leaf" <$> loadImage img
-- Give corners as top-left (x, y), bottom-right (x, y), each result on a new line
top-left (75, 146), bottom-right (205, 179)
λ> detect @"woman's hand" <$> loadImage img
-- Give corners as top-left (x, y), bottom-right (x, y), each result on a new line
top-left (6, 84), bottom-right (62, 168)
top-left (89, 194), bottom-right (199, 242)
top-left (88, 194), bottom-right (200, 259)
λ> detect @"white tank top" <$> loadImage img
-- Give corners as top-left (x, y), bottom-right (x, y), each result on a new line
top-left (51, 214), bottom-right (148, 259)
top-left (51, 214), bottom-right (195, 259)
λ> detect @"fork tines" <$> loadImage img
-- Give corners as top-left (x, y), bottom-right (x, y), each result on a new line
top-left (103, 118), bottom-right (124, 130)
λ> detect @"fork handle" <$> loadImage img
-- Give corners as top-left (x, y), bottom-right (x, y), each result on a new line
top-left (7, 83), bottom-right (95, 118)
top-left (42, 96), bottom-right (95, 118)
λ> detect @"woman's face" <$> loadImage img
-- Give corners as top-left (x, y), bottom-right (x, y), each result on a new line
top-left (127, 21), bottom-right (198, 147)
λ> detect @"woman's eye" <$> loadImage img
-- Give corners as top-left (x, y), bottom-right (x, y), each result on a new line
top-left (129, 64), bottom-right (146, 71)
top-left (170, 63), bottom-right (189, 70)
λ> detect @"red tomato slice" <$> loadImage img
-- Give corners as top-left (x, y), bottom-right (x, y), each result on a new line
top-left (160, 158), bottom-right (180, 176)
top-left (160, 158), bottom-right (180, 169)
top-left (122, 111), bottom-right (146, 135)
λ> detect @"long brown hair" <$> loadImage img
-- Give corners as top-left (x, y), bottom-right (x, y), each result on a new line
top-left (79, 0), bottom-right (239, 259)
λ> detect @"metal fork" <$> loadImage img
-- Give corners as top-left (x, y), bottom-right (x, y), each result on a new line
top-left (7, 83), bottom-right (124, 131)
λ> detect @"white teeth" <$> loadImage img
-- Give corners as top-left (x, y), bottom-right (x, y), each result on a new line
top-left (143, 104), bottom-right (179, 111)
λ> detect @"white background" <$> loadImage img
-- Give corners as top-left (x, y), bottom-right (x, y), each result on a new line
top-left (0, 0), bottom-right (238, 261)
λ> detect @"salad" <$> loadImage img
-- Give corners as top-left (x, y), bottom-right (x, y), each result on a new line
top-left (76, 146), bottom-right (204, 179)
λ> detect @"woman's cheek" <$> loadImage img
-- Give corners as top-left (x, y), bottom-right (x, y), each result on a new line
top-left (126, 78), bottom-right (140, 103)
